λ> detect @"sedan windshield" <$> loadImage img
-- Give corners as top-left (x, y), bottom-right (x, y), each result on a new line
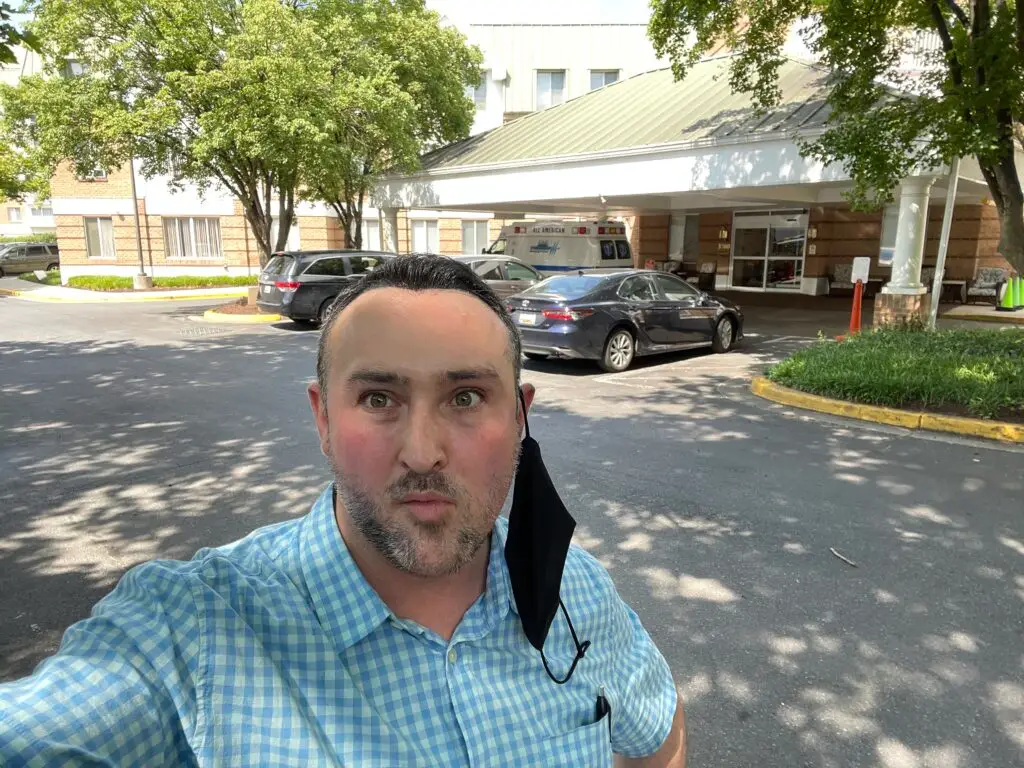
top-left (520, 275), bottom-right (607, 300)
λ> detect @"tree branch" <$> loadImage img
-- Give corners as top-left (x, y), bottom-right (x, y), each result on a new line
top-left (930, 0), bottom-right (965, 89)
top-left (944, 0), bottom-right (970, 27)
top-left (973, 0), bottom-right (990, 89)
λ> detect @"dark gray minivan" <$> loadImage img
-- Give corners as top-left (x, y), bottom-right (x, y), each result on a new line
top-left (256, 250), bottom-right (396, 325)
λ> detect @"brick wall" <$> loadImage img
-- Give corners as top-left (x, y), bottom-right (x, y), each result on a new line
top-left (56, 206), bottom-right (150, 267)
top-left (50, 162), bottom-right (133, 199)
top-left (698, 212), bottom-right (732, 277)
top-left (440, 218), bottom-right (461, 255)
top-left (633, 214), bottom-right (670, 266)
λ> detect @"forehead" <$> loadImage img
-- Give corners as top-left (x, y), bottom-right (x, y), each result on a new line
top-left (328, 287), bottom-right (514, 384)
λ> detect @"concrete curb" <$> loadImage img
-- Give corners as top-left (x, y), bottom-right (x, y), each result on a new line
top-left (0, 285), bottom-right (249, 303)
top-left (751, 377), bottom-right (1024, 444)
top-left (938, 309), bottom-right (1024, 325)
top-left (202, 308), bottom-right (282, 324)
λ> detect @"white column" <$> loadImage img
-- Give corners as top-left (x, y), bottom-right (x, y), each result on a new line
top-left (380, 207), bottom-right (400, 253)
top-left (882, 178), bottom-right (933, 295)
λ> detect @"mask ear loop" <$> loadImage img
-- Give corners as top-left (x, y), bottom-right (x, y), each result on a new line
top-left (541, 599), bottom-right (592, 684)
top-left (518, 388), bottom-right (531, 440)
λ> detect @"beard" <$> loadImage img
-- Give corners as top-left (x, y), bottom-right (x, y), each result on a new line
top-left (328, 442), bottom-right (521, 578)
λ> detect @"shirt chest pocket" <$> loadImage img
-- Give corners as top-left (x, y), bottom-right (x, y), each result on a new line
top-left (499, 714), bottom-right (612, 768)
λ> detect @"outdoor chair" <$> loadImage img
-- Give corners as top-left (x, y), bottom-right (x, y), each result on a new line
top-left (966, 266), bottom-right (1009, 306)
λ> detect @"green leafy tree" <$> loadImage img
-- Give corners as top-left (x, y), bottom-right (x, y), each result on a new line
top-left (0, 3), bottom-right (41, 200)
top-left (14, 0), bottom-right (333, 263)
top-left (649, 0), bottom-right (1024, 274)
top-left (301, 0), bottom-right (481, 249)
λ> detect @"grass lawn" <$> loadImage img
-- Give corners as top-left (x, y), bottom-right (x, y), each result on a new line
top-left (767, 328), bottom-right (1024, 421)
top-left (66, 275), bottom-right (258, 291)
top-left (18, 271), bottom-right (62, 286)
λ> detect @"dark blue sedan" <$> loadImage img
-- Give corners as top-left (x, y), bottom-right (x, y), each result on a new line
top-left (506, 270), bottom-right (744, 372)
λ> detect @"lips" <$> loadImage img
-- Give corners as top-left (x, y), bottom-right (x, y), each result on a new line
top-left (400, 493), bottom-right (455, 505)
top-left (397, 492), bottom-right (455, 524)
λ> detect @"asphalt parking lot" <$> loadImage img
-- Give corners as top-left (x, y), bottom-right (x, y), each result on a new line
top-left (2, 294), bottom-right (1023, 767)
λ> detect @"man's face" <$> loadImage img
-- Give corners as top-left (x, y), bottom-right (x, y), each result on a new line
top-left (308, 287), bottom-right (533, 578)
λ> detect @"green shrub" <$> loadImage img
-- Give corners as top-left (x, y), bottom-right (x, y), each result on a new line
top-left (767, 328), bottom-right (1024, 419)
top-left (66, 275), bottom-right (258, 291)
top-left (0, 234), bottom-right (58, 244)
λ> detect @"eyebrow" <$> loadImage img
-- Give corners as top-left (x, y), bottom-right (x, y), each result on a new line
top-left (347, 370), bottom-right (411, 386)
top-left (345, 367), bottom-right (502, 387)
top-left (443, 366), bottom-right (502, 384)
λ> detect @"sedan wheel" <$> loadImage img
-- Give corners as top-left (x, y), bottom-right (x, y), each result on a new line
top-left (712, 316), bottom-right (734, 353)
top-left (600, 329), bottom-right (635, 372)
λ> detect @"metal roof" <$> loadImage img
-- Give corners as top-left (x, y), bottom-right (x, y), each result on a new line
top-left (419, 56), bottom-right (833, 172)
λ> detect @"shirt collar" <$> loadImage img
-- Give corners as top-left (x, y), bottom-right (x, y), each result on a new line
top-left (491, 516), bottom-right (519, 618)
top-left (300, 484), bottom-right (390, 654)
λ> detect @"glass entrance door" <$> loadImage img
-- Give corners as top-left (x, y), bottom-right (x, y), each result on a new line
top-left (731, 211), bottom-right (808, 291)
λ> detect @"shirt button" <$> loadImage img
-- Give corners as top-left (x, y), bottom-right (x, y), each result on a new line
top-left (447, 648), bottom-right (458, 664)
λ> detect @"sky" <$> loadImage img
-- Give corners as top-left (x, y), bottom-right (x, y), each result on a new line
top-left (426, 0), bottom-right (654, 26)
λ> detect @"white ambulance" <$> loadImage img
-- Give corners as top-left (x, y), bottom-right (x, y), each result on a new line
top-left (483, 219), bottom-right (633, 275)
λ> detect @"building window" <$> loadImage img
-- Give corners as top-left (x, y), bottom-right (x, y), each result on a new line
top-left (536, 70), bottom-right (566, 110)
top-left (30, 205), bottom-right (53, 217)
top-left (84, 217), bottom-right (116, 259)
top-left (164, 217), bottom-right (222, 260)
top-left (466, 71), bottom-right (488, 109)
top-left (79, 167), bottom-right (107, 182)
top-left (361, 219), bottom-right (381, 250)
top-left (411, 219), bottom-right (439, 253)
top-left (589, 70), bottom-right (619, 90)
top-left (269, 217), bottom-right (300, 252)
top-left (461, 220), bottom-right (489, 254)
top-left (7, 206), bottom-right (22, 223)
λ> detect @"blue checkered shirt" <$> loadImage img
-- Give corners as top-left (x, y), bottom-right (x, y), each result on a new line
top-left (0, 485), bottom-right (676, 766)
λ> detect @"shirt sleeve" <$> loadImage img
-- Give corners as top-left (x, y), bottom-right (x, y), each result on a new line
top-left (0, 561), bottom-right (203, 767)
top-left (608, 598), bottom-right (678, 758)
top-left (566, 547), bottom-right (678, 759)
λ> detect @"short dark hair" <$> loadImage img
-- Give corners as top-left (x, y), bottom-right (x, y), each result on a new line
top-left (316, 255), bottom-right (523, 396)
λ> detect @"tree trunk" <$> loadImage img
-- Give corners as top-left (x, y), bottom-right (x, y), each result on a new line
top-left (274, 185), bottom-right (294, 254)
top-left (980, 147), bottom-right (1024, 275)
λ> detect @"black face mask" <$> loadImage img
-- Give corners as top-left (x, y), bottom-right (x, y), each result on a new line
top-left (504, 390), bottom-right (591, 684)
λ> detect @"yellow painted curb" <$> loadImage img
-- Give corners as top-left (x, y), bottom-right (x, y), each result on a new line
top-left (9, 288), bottom-right (249, 303)
top-left (202, 309), bottom-right (282, 324)
top-left (751, 377), bottom-right (1024, 444)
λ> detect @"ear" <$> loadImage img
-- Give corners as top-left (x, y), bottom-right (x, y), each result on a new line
top-left (307, 382), bottom-right (331, 457)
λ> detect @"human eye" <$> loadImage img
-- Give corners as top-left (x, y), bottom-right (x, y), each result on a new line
top-left (360, 391), bottom-right (395, 410)
top-left (450, 389), bottom-right (483, 409)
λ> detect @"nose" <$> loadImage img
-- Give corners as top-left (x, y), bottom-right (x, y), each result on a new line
top-left (397, 403), bottom-right (448, 474)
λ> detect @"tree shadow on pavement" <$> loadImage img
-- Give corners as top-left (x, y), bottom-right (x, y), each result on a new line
top-left (530, 380), bottom-right (1024, 768)
top-left (0, 336), bottom-right (328, 680)
top-left (1, 335), bottom-right (1023, 768)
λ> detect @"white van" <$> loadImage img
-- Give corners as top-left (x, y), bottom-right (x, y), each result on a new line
top-left (483, 220), bottom-right (633, 275)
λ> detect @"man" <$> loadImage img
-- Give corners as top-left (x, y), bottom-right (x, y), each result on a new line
top-left (0, 255), bottom-right (685, 766)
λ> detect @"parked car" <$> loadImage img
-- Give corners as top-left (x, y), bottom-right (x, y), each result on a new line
top-left (449, 255), bottom-right (543, 298)
top-left (0, 242), bottom-right (60, 276)
top-left (256, 249), bottom-right (396, 324)
top-left (506, 270), bottom-right (744, 372)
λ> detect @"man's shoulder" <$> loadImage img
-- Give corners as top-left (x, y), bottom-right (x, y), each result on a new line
top-left (123, 515), bottom-right (305, 602)
top-left (561, 541), bottom-right (618, 600)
